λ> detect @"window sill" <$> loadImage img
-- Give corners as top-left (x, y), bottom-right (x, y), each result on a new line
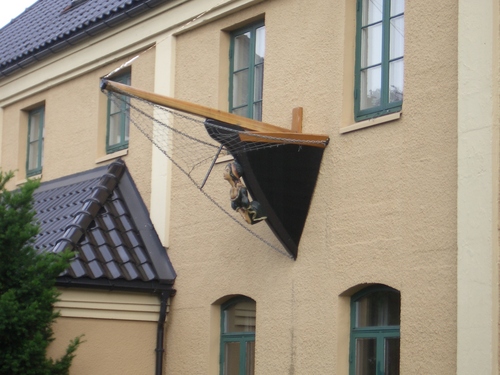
top-left (17, 173), bottom-right (42, 186)
top-left (96, 149), bottom-right (128, 164)
top-left (340, 112), bottom-right (401, 134)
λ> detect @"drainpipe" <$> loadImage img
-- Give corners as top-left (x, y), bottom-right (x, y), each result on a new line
top-left (155, 291), bottom-right (169, 375)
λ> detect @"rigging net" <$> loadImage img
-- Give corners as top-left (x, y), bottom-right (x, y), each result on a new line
top-left (104, 85), bottom-right (327, 258)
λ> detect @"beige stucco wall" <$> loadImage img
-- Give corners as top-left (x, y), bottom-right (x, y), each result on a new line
top-left (168, 0), bottom-right (459, 374)
top-left (47, 316), bottom-right (158, 374)
top-left (0, 41), bottom-right (159, 373)
top-left (0, 49), bottom-right (155, 207)
top-left (1, 0), bottom-right (499, 373)
top-left (45, 289), bottom-right (162, 375)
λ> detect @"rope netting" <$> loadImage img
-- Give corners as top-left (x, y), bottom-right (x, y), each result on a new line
top-left (105, 88), bottom-right (325, 258)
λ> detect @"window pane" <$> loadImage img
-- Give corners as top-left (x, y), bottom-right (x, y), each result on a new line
top-left (390, 15), bottom-right (404, 59)
top-left (223, 342), bottom-right (240, 375)
top-left (355, 290), bottom-right (401, 327)
top-left (385, 337), bottom-right (400, 375)
top-left (391, 0), bottom-right (404, 16)
top-left (233, 106), bottom-right (248, 117)
top-left (40, 137), bottom-right (44, 168)
top-left (28, 142), bottom-right (39, 170)
top-left (361, 24), bottom-right (382, 68)
top-left (233, 70), bottom-right (249, 107)
top-left (107, 73), bottom-right (130, 153)
top-left (29, 113), bottom-right (40, 142)
top-left (120, 73), bottom-right (131, 85)
top-left (109, 96), bottom-right (121, 114)
top-left (362, 0), bottom-right (383, 25)
top-left (108, 114), bottom-right (121, 146)
top-left (253, 102), bottom-right (262, 122)
top-left (231, 23), bottom-right (265, 120)
top-left (28, 108), bottom-right (43, 172)
top-left (355, 338), bottom-right (377, 375)
top-left (124, 114), bottom-right (130, 142)
top-left (255, 26), bottom-right (265, 64)
top-left (389, 58), bottom-right (404, 103)
top-left (234, 32), bottom-right (251, 70)
top-left (246, 341), bottom-right (255, 375)
top-left (223, 300), bottom-right (256, 333)
top-left (360, 66), bottom-right (381, 110)
top-left (254, 64), bottom-right (264, 102)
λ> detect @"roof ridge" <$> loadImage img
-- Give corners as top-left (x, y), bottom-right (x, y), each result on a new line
top-left (53, 159), bottom-right (126, 253)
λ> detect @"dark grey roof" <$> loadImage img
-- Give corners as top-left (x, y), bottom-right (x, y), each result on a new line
top-left (0, 0), bottom-right (171, 77)
top-left (33, 159), bottom-right (176, 294)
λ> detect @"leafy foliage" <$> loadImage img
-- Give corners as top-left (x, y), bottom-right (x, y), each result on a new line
top-left (0, 172), bottom-right (81, 375)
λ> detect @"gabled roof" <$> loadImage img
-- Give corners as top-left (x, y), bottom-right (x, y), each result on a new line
top-left (33, 159), bottom-right (176, 294)
top-left (0, 0), bottom-right (171, 77)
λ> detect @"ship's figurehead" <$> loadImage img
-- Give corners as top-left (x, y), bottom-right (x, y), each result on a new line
top-left (223, 162), bottom-right (266, 225)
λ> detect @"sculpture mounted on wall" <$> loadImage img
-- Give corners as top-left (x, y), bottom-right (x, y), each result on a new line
top-left (223, 162), bottom-right (266, 225)
top-left (101, 80), bottom-right (329, 258)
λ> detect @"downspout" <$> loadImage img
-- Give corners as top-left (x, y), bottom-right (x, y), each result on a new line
top-left (155, 291), bottom-right (169, 375)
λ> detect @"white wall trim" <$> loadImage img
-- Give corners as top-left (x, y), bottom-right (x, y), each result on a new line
top-left (457, 1), bottom-right (499, 374)
top-left (150, 33), bottom-right (175, 247)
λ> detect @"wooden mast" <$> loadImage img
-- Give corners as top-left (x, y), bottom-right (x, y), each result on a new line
top-left (101, 80), bottom-right (329, 148)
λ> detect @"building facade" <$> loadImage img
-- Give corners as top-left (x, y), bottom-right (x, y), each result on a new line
top-left (0, 0), bottom-right (498, 374)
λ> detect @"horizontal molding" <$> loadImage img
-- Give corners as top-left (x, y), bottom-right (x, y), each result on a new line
top-left (55, 288), bottom-right (162, 322)
top-left (340, 112), bottom-right (401, 134)
top-left (95, 148), bottom-right (128, 164)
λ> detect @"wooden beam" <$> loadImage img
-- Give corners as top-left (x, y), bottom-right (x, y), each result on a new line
top-left (102, 80), bottom-right (329, 147)
top-left (239, 132), bottom-right (328, 148)
top-left (103, 80), bottom-right (292, 133)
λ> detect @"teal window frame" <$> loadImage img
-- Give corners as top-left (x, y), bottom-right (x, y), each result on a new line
top-left (106, 72), bottom-right (131, 154)
top-left (26, 106), bottom-right (45, 177)
top-left (349, 285), bottom-right (401, 375)
top-left (354, 0), bottom-right (404, 121)
top-left (219, 297), bottom-right (256, 375)
top-left (229, 21), bottom-right (265, 121)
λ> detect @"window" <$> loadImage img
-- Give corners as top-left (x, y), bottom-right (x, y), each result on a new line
top-left (355, 0), bottom-right (404, 121)
top-left (220, 297), bottom-right (256, 375)
top-left (349, 285), bottom-right (400, 375)
top-left (106, 72), bottom-right (131, 153)
top-left (26, 106), bottom-right (45, 176)
top-left (229, 22), bottom-right (265, 121)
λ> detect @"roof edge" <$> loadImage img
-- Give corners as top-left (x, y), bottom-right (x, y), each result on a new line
top-left (56, 276), bottom-right (176, 295)
top-left (118, 165), bottom-right (177, 281)
top-left (53, 159), bottom-right (125, 253)
top-left (0, 0), bottom-right (171, 78)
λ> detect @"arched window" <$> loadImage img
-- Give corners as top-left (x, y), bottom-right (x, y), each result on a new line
top-left (349, 285), bottom-right (400, 375)
top-left (220, 296), bottom-right (256, 375)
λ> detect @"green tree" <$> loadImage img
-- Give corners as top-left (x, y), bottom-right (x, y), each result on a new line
top-left (0, 171), bottom-right (81, 375)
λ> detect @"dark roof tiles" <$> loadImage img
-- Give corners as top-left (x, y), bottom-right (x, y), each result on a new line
top-left (32, 159), bottom-right (176, 291)
top-left (0, 0), bottom-right (171, 77)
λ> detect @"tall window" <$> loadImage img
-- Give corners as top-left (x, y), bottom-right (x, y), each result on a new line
top-left (220, 297), bottom-right (256, 375)
top-left (106, 72), bottom-right (131, 153)
top-left (229, 22), bottom-right (265, 121)
top-left (355, 0), bottom-right (404, 121)
top-left (349, 285), bottom-right (400, 375)
top-left (26, 106), bottom-right (45, 176)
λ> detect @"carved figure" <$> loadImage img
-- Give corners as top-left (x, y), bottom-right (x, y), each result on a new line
top-left (223, 162), bottom-right (266, 225)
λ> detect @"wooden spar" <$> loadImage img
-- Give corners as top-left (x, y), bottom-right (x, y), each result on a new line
top-left (239, 132), bottom-right (328, 148)
top-left (101, 80), bottom-right (329, 148)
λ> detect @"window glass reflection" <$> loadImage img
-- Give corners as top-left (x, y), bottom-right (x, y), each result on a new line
top-left (355, 290), bottom-right (401, 327)
top-left (223, 299), bottom-right (256, 333)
